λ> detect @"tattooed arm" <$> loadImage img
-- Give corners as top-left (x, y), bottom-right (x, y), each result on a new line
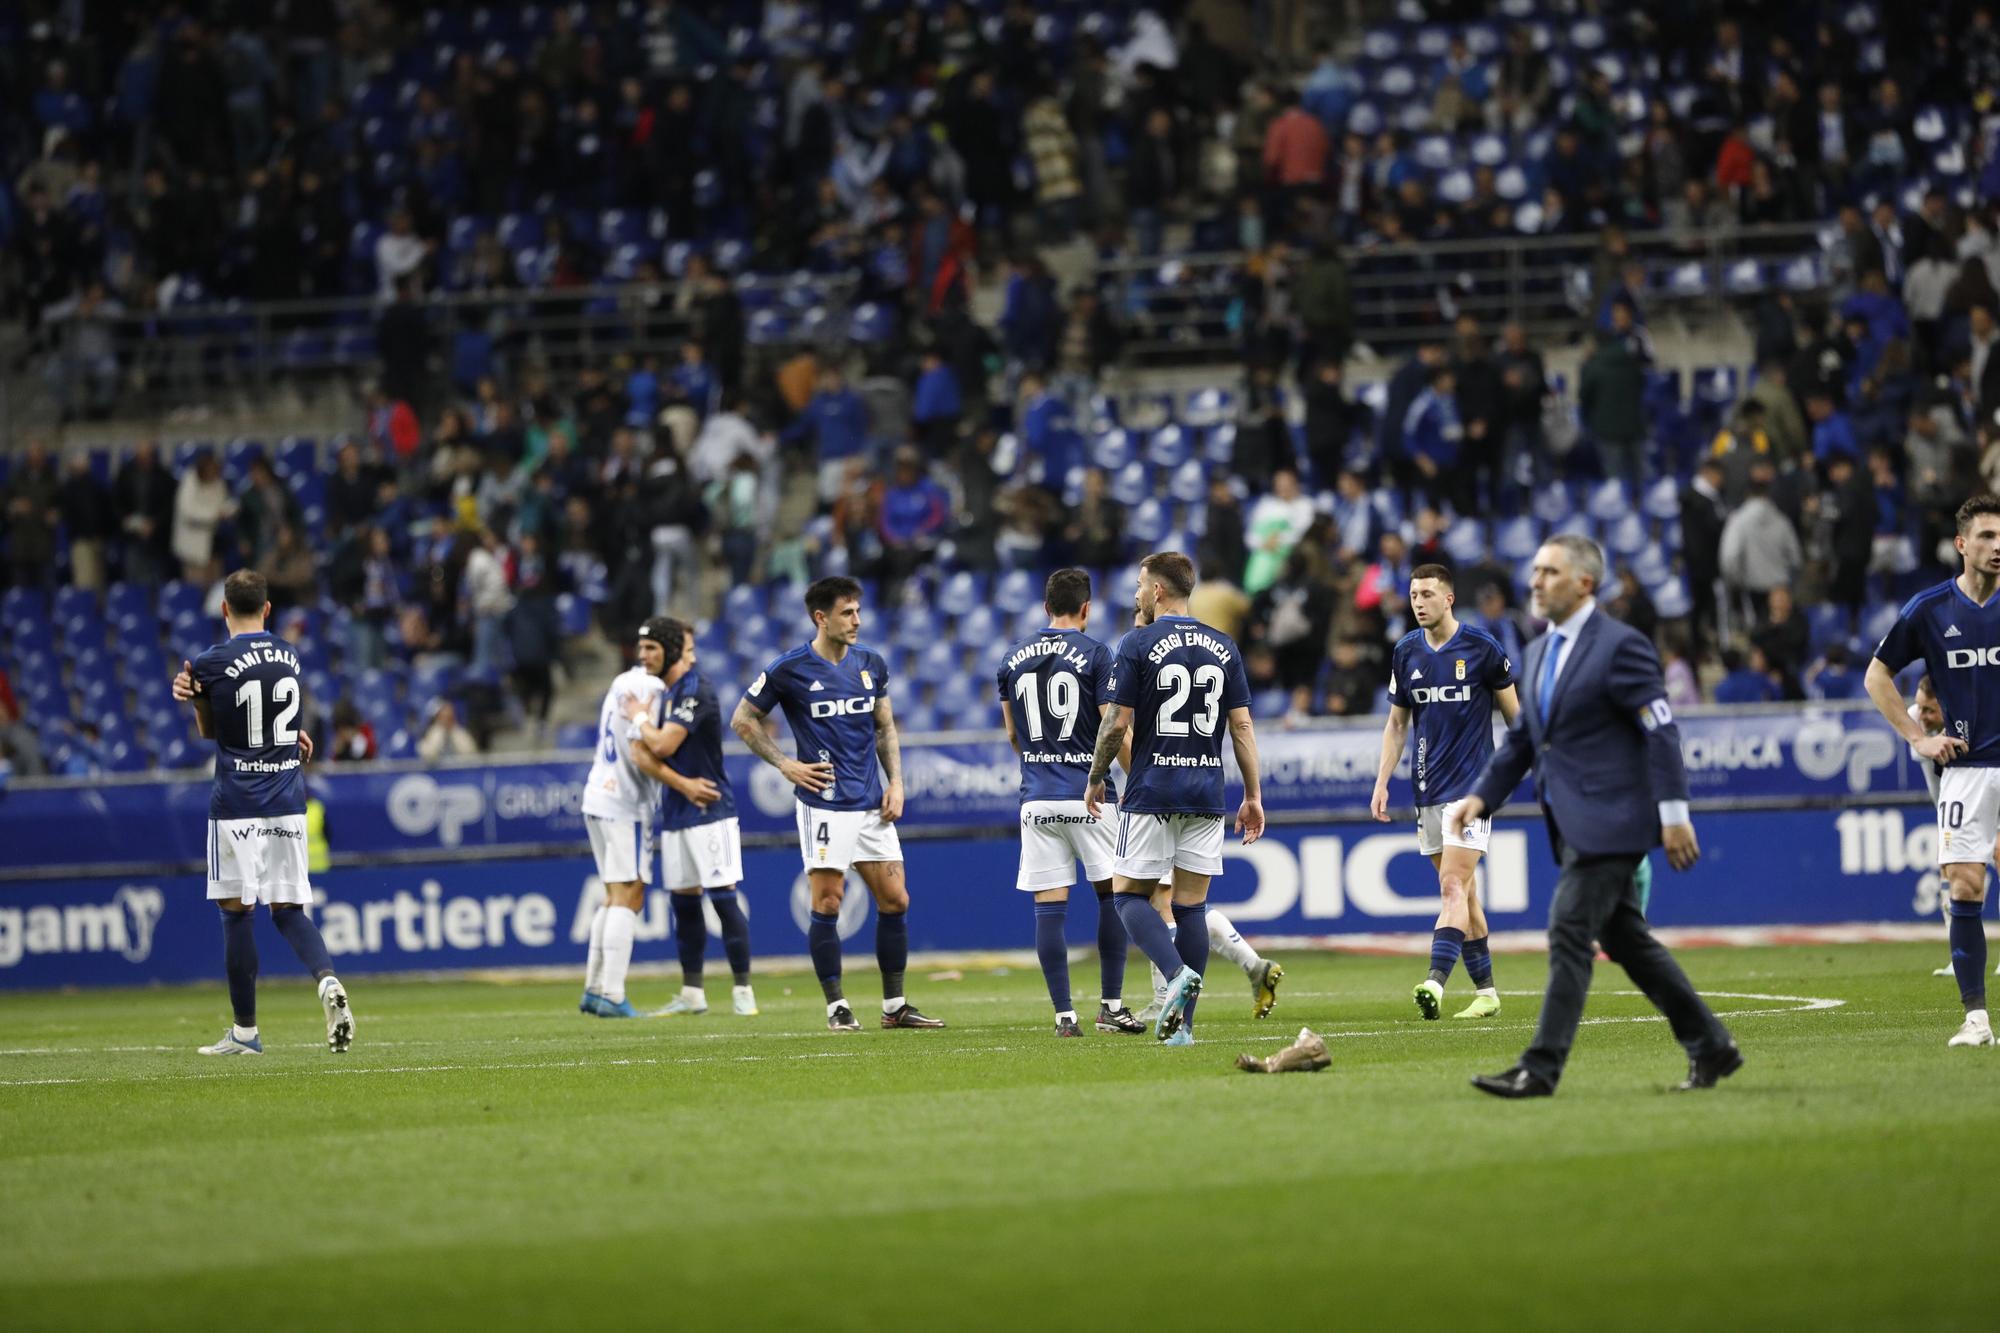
top-left (874, 695), bottom-right (904, 821)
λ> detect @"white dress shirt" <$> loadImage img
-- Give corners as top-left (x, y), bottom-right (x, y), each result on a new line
top-left (1542, 598), bottom-right (1691, 829)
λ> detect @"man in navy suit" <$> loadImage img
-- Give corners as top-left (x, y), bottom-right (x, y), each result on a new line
top-left (1447, 535), bottom-right (1741, 1096)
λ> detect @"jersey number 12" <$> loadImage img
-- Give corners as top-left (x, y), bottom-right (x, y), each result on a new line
top-left (235, 677), bottom-right (300, 748)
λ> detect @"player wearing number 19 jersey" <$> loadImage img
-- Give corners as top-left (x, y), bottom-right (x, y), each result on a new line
top-left (996, 569), bottom-right (1146, 1038)
top-left (1085, 552), bottom-right (1265, 1044)
top-left (176, 570), bottom-right (351, 1056)
top-left (1868, 494), bottom-right (2000, 1047)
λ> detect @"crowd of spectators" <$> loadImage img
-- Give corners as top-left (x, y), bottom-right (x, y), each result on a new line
top-left (13, 1), bottom-right (2000, 771)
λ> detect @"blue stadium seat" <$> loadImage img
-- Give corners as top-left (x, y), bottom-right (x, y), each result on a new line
top-left (1089, 427), bottom-right (1135, 472)
top-left (380, 728), bottom-right (417, 760)
top-left (1109, 461), bottom-right (1151, 507)
top-left (958, 603), bottom-right (1003, 646)
top-left (1862, 601), bottom-right (1899, 646)
top-left (1146, 423), bottom-right (1192, 469)
top-left (893, 605), bottom-right (939, 651)
top-left (1182, 387), bottom-right (1233, 428)
top-left (555, 723), bottom-right (597, 751)
top-left (1585, 480), bottom-right (1631, 522)
top-left (1651, 579), bottom-right (1691, 620)
top-left (993, 570), bottom-right (1040, 615)
top-left (935, 570), bottom-right (985, 617)
top-left (1604, 513), bottom-right (1647, 557)
top-left (1167, 458), bottom-right (1209, 505)
top-left (1494, 515), bottom-right (1541, 561)
top-left (722, 584), bottom-right (763, 622)
top-left (1128, 498), bottom-right (1170, 545)
top-left (916, 640), bottom-right (960, 682)
top-left (2, 586), bottom-right (48, 625)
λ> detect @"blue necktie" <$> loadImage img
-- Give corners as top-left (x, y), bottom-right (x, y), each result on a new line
top-left (1538, 631), bottom-right (1565, 720)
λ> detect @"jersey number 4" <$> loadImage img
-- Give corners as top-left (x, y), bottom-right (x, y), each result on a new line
top-left (1013, 672), bottom-right (1081, 742)
top-left (1156, 664), bottom-right (1223, 737)
top-left (235, 677), bottom-right (300, 748)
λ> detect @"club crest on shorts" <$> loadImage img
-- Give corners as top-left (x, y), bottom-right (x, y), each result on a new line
top-left (1455, 659), bottom-right (1466, 680)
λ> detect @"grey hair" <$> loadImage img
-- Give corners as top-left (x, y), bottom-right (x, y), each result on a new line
top-left (1542, 533), bottom-right (1605, 591)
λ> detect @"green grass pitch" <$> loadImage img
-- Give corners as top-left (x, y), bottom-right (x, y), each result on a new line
top-left (2, 943), bottom-right (1996, 1330)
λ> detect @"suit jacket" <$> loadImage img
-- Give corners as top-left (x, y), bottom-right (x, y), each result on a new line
top-left (1472, 608), bottom-right (1689, 859)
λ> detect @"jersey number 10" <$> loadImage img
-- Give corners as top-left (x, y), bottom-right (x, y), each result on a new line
top-left (1156, 664), bottom-right (1223, 737)
top-left (1013, 671), bottom-right (1081, 742)
top-left (235, 677), bottom-right (301, 748)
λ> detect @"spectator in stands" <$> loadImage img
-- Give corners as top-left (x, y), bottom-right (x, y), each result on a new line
top-left (1054, 286), bottom-right (1120, 389)
top-left (1022, 81), bottom-right (1081, 242)
top-left (1321, 637), bottom-right (1377, 717)
top-left (1379, 342), bottom-right (1446, 479)
top-left (911, 350), bottom-right (963, 455)
top-left (1752, 584), bottom-right (1811, 689)
top-left (783, 365), bottom-right (872, 503)
top-left (1807, 388), bottom-right (1860, 465)
top-left (1715, 645), bottom-right (1785, 705)
top-left (877, 447), bottom-right (951, 596)
top-left (1196, 475), bottom-right (1247, 590)
top-left (464, 528), bottom-right (515, 676)
top-left (1661, 625), bottom-right (1702, 708)
top-left (1250, 548), bottom-right (1337, 725)
top-left (1064, 466), bottom-right (1125, 569)
top-left (1244, 469), bottom-right (1315, 596)
top-left (1680, 458), bottom-right (1727, 652)
top-left (365, 381), bottom-right (423, 478)
top-left (1720, 467), bottom-right (1804, 621)
top-left (1808, 642), bottom-right (1866, 700)
top-left (1495, 322), bottom-right (1549, 497)
top-left (1304, 359), bottom-right (1365, 484)
top-left (1606, 567), bottom-right (1659, 645)
top-left (1263, 87), bottom-right (1330, 229)
top-left (1451, 315), bottom-right (1503, 510)
top-left (170, 450), bottom-right (233, 583)
top-left (1866, 443), bottom-right (1914, 590)
top-left (378, 276), bottom-right (432, 410)
top-left (374, 209), bottom-right (431, 298)
top-left (262, 524), bottom-right (317, 613)
top-left (417, 698), bottom-right (480, 760)
top-left (1710, 399), bottom-right (1773, 504)
top-left (711, 450), bottom-right (769, 586)
top-left (1579, 324), bottom-right (1648, 492)
top-left (1492, 25), bottom-right (1552, 137)
top-left (507, 534), bottom-right (562, 745)
top-left (56, 452), bottom-right (113, 593)
top-left (341, 527), bottom-right (403, 672)
top-left (999, 253), bottom-right (1061, 370)
top-left (1400, 365), bottom-right (1464, 510)
top-left (238, 455), bottom-right (301, 566)
top-left (1744, 360), bottom-right (1808, 467)
top-left (1818, 450), bottom-right (1876, 628)
top-left (1293, 238), bottom-right (1353, 375)
top-left (1125, 107), bottom-right (1178, 256)
top-left (41, 281), bottom-right (124, 421)
top-left (113, 441), bottom-right (176, 587)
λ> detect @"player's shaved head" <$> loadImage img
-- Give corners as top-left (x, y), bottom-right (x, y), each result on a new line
top-left (222, 570), bottom-right (269, 619)
top-left (1045, 568), bottom-right (1092, 618)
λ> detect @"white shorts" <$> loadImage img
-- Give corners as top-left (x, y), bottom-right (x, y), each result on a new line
top-left (1112, 810), bottom-right (1225, 881)
top-left (661, 817), bottom-right (744, 890)
top-left (797, 803), bottom-right (903, 873)
top-left (1417, 803), bottom-right (1490, 856)
top-left (1016, 800), bottom-right (1117, 891)
top-left (1937, 766), bottom-right (2000, 865)
top-left (587, 814), bottom-right (656, 885)
top-left (206, 815), bottom-right (313, 906)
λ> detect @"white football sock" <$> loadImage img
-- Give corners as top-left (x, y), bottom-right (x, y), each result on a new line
top-left (827, 999), bottom-right (848, 1017)
top-left (1057, 1010), bottom-right (1077, 1023)
top-left (1150, 962), bottom-right (1169, 1001)
top-left (1103, 996), bottom-right (1121, 1010)
top-left (882, 995), bottom-right (905, 1014)
top-left (1205, 907), bottom-right (1261, 975)
top-left (583, 904), bottom-right (608, 994)
top-left (599, 906), bottom-right (637, 1003)
top-left (233, 1024), bottom-right (259, 1042)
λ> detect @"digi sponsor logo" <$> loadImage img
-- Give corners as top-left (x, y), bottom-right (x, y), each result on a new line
top-left (807, 696), bottom-right (874, 718)
top-left (0, 885), bottom-right (166, 968)
top-left (1408, 685), bottom-right (1472, 704)
top-left (1210, 832), bottom-right (1531, 922)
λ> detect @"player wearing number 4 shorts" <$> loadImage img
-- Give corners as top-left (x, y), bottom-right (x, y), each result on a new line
top-left (627, 619), bottom-right (757, 1018)
top-left (173, 570), bottom-right (352, 1056)
top-left (998, 569), bottom-right (1147, 1038)
top-left (1371, 564), bottom-right (1521, 1021)
top-left (733, 577), bottom-right (944, 1033)
top-left (1868, 494), bottom-right (2000, 1048)
top-left (1085, 552), bottom-right (1266, 1046)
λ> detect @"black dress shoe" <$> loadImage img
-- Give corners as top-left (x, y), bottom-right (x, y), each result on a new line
top-left (1675, 1042), bottom-right (1744, 1091)
top-left (1470, 1065), bottom-right (1556, 1098)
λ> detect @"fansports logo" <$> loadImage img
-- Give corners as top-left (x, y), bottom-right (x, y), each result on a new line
top-left (386, 773), bottom-right (486, 846)
top-left (230, 825), bottom-right (304, 841)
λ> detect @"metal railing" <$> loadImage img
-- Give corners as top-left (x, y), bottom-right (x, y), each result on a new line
top-left (9, 273), bottom-right (862, 433)
top-left (1097, 222), bottom-right (1832, 364)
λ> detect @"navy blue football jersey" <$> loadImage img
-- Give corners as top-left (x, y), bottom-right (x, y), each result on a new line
top-left (661, 668), bottom-right (737, 830)
top-left (190, 630), bottom-right (308, 818)
top-left (997, 627), bottom-right (1118, 803)
top-left (743, 643), bottom-right (890, 811)
top-left (1387, 624), bottom-right (1517, 805)
top-left (1109, 614), bottom-right (1252, 816)
top-left (1875, 578), bottom-right (2000, 766)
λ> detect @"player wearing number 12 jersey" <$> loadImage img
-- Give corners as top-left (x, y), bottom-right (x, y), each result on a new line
top-left (1085, 552), bottom-right (1266, 1045)
top-left (173, 570), bottom-right (351, 1056)
top-left (996, 569), bottom-right (1146, 1038)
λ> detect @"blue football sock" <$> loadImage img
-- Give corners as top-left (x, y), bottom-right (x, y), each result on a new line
top-left (670, 892), bottom-right (708, 987)
top-left (809, 910), bottom-right (844, 1003)
top-left (708, 889), bottom-right (752, 985)
top-left (1428, 927), bottom-right (1466, 985)
top-left (1949, 899), bottom-right (1989, 1013)
top-left (1095, 891), bottom-right (1128, 1006)
top-left (221, 908), bottom-right (258, 1028)
top-left (1172, 902), bottom-right (1210, 1027)
top-left (1034, 901), bottom-right (1071, 1014)
top-left (1112, 894), bottom-right (1184, 980)
top-left (1462, 935), bottom-right (1495, 989)
top-left (269, 905), bottom-right (333, 981)
top-left (877, 908), bottom-right (909, 1002)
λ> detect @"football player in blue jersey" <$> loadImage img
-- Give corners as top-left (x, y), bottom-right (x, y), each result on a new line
top-left (170, 570), bottom-right (352, 1055)
top-left (626, 618), bottom-right (756, 1018)
top-left (1370, 564), bottom-right (1520, 1021)
top-left (1085, 552), bottom-right (1265, 1045)
top-left (997, 569), bottom-right (1148, 1038)
top-left (731, 576), bottom-right (946, 1032)
top-left (1866, 494), bottom-right (2000, 1047)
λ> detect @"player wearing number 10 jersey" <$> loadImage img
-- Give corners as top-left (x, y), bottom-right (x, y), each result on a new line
top-left (175, 570), bottom-right (352, 1056)
top-left (1085, 552), bottom-right (1266, 1045)
top-left (996, 569), bottom-right (1147, 1038)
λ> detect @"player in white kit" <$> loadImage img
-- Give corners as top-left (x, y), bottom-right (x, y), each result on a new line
top-left (578, 617), bottom-right (693, 1017)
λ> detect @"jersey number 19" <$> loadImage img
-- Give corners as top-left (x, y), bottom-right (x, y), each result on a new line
top-left (1013, 672), bottom-right (1081, 742)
